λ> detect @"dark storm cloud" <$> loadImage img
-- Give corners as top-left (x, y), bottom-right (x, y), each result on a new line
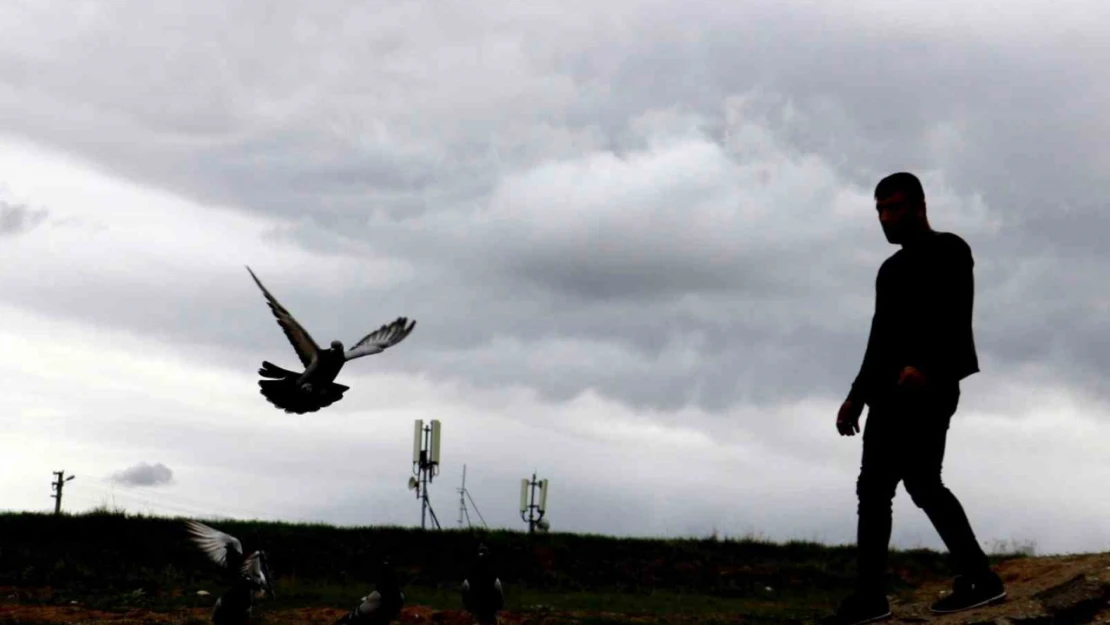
top-left (0, 0), bottom-right (1107, 414)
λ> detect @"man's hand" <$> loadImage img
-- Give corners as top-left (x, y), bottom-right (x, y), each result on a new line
top-left (897, 365), bottom-right (928, 390)
top-left (837, 398), bottom-right (863, 436)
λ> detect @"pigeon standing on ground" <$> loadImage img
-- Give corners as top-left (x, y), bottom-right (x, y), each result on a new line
top-left (461, 544), bottom-right (504, 625)
top-left (335, 558), bottom-right (405, 625)
top-left (184, 520), bottom-right (274, 625)
top-left (246, 266), bottom-right (417, 414)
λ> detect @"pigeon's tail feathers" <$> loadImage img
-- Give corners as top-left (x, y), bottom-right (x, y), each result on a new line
top-left (258, 378), bottom-right (349, 414)
top-left (258, 361), bottom-right (298, 379)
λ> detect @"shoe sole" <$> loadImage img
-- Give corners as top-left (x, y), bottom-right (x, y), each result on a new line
top-left (929, 590), bottom-right (1007, 614)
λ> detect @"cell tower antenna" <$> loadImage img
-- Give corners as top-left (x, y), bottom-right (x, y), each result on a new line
top-left (457, 464), bottom-right (489, 529)
top-left (520, 471), bottom-right (550, 535)
top-left (410, 419), bottom-right (442, 530)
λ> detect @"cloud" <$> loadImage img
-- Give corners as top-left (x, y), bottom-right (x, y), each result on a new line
top-left (0, 0), bottom-right (1098, 416)
top-left (0, 0), bottom-right (1084, 415)
top-left (111, 462), bottom-right (174, 487)
top-left (0, 199), bottom-right (47, 236)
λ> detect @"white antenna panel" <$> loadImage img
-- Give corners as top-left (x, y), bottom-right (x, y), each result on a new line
top-left (412, 420), bottom-right (423, 463)
top-left (519, 479), bottom-right (529, 513)
top-left (539, 479), bottom-right (549, 512)
top-left (430, 420), bottom-right (442, 464)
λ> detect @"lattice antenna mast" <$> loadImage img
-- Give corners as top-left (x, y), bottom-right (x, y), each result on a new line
top-left (457, 464), bottom-right (469, 528)
top-left (457, 464), bottom-right (489, 529)
top-left (409, 419), bottom-right (442, 530)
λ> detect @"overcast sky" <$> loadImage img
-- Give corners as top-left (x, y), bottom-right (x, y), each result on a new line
top-left (2, 1), bottom-right (1109, 557)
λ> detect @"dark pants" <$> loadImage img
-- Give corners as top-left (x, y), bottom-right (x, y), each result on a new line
top-left (855, 380), bottom-right (991, 596)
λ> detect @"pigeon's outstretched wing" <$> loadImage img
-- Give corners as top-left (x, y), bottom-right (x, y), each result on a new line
top-left (185, 520), bottom-right (251, 576)
top-left (246, 266), bottom-right (320, 369)
top-left (493, 578), bottom-right (504, 608)
top-left (344, 317), bottom-right (416, 361)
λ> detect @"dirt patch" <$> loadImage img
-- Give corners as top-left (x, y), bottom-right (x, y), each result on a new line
top-left (0, 603), bottom-right (735, 625)
top-left (4, 554), bottom-right (1110, 625)
top-left (889, 553), bottom-right (1110, 625)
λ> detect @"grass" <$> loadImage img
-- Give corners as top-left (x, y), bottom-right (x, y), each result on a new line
top-left (0, 509), bottom-right (1036, 622)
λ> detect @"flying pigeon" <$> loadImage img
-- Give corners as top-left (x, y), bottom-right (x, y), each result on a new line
top-left (184, 520), bottom-right (274, 625)
top-left (335, 558), bottom-right (405, 625)
top-left (246, 266), bottom-right (416, 414)
top-left (461, 543), bottom-right (504, 625)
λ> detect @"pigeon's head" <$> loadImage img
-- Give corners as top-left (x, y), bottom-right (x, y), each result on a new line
top-left (330, 340), bottom-right (344, 352)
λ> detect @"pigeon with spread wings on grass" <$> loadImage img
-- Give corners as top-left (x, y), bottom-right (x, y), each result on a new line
top-left (246, 266), bottom-right (416, 414)
top-left (185, 520), bottom-right (273, 625)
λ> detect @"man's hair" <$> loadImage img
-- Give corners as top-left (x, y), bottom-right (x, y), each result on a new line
top-left (874, 172), bottom-right (925, 202)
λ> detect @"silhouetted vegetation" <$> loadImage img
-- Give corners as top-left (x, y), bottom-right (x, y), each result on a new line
top-left (0, 510), bottom-right (1034, 619)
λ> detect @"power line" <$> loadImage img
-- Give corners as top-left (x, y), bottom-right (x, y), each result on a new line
top-left (81, 483), bottom-right (321, 524)
top-left (81, 483), bottom-right (235, 520)
top-left (63, 479), bottom-right (346, 526)
top-left (118, 483), bottom-right (281, 520)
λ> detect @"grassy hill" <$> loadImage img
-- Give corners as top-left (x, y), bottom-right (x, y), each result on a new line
top-left (0, 510), bottom-right (1035, 623)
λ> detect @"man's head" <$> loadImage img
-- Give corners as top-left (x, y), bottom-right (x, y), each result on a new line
top-left (874, 172), bottom-right (930, 245)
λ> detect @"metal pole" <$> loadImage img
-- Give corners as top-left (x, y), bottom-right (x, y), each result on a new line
top-left (421, 425), bottom-right (430, 530)
top-left (528, 472), bottom-right (537, 534)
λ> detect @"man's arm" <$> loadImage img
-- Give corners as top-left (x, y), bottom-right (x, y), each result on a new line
top-left (847, 269), bottom-right (885, 406)
top-left (847, 313), bottom-right (880, 405)
top-left (904, 236), bottom-right (974, 382)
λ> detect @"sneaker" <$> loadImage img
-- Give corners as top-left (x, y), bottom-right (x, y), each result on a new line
top-left (818, 592), bottom-right (892, 625)
top-left (930, 571), bottom-right (1007, 614)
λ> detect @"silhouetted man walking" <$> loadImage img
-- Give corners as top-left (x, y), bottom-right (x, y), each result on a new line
top-left (821, 173), bottom-right (1006, 625)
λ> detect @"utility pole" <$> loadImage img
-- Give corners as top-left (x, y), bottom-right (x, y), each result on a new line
top-left (51, 470), bottom-right (75, 515)
top-left (410, 419), bottom-right (442, 530)
top-left (519, 471), bottom-right (549, 535)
